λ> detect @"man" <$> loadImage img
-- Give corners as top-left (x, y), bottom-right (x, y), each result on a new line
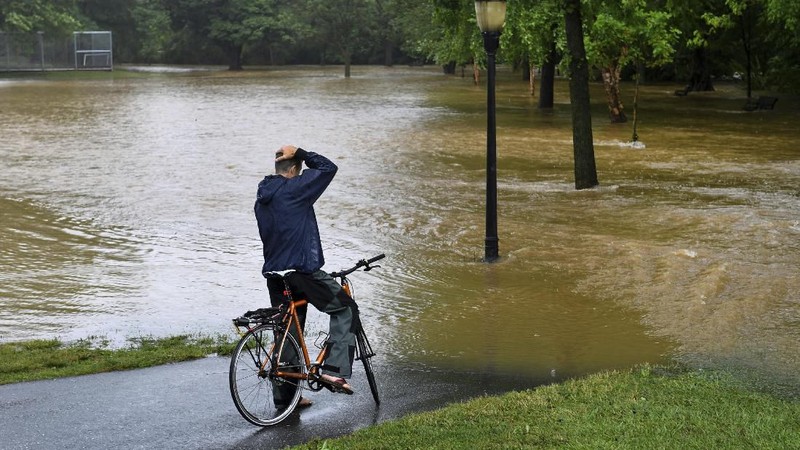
top-left (254, 145), bottom-right (357, 399)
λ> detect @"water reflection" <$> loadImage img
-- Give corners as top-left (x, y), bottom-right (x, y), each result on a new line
top-left (1, 67), bottom-right (797, 395)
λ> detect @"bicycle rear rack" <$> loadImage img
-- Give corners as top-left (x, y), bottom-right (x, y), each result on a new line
top-left (232, 307), bottom-right (283, 327)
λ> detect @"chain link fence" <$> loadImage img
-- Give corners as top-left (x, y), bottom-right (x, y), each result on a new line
top-left (0, 31), bottom-right (112, 72)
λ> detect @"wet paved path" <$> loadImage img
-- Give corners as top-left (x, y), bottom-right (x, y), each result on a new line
top-left (0, 356), bottom-right (534, 449)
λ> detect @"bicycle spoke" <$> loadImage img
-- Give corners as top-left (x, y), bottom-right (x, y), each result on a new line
top-left (229, 324), bottom-right (307, 426)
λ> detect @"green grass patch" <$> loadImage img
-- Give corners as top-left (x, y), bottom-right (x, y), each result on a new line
top-left (3, 338), bottom-right (797, 448)
top-left (295, 365), bottom-right (800, 449)
top-left (0, 68), bottom-right (175, 81)
top-left (0, 334), bottom-right (236, 385)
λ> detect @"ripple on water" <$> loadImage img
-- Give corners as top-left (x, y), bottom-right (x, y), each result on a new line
top-left (1, 69), bottom-right (798, 395)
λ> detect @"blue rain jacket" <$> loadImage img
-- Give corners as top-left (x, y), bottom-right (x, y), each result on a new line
top-left (254, 149), bottom-right (337, 274)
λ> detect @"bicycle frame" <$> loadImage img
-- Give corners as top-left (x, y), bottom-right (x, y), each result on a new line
top-left (229, 254), bottom-right (384, 426)
top-left (269, 297), bottom-right (327, 383)
top-left (239, 272), bottom-right (359, 385)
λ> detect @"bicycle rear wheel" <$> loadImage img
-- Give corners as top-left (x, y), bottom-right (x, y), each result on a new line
top-left (229, 324), bottom-right (306, 426)
top-left (355, 325), bottom-right (380, 405)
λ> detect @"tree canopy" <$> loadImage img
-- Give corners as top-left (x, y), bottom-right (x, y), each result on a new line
top-left (1, 0), bottom-right (798, 90)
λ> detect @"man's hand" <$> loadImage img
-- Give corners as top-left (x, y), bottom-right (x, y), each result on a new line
top-left (275, 145), bottom-right (299, 162)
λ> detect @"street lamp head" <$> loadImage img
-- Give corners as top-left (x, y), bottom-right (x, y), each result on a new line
top-left (475, 0), bottom-right (507, 33)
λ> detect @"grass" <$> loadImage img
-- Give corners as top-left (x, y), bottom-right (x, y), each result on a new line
top-left (2, 338), bottom-right (798, 448)
top-left (0, 67), bottom-right (183, 81)
top-left (294, 365), bottom-right (800, 450)
top-left (0, 335), bottom-right (235, 385)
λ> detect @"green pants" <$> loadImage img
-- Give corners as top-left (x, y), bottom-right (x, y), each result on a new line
top-left (266, 270), bottom-right (358, 379)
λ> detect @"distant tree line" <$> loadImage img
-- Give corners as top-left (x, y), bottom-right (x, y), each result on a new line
top-left (3, 0), bottom-right (798, 190)
top-left (2, 0), bottom-right (798, 92)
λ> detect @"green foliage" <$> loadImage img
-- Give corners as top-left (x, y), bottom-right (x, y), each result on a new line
top-left (586, 0), bottom-right (680, 70)
top-left (5, 0), bottom-right (800, 90)
top-left (503, 0), bottom-right (563, 67)
top-left (766, 0), bottom-right (800, 35)
top-left (422, 0), bottom-right (480, 67)
top-left (131, 0), bottom-right (171, 63)
top-left (304, 0), bottom-right (376, 64)
top-left (0, 0), bottom-right (82, 34)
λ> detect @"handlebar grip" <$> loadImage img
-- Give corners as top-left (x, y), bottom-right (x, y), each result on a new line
top-left (367, 254), bottom-right (385, 264)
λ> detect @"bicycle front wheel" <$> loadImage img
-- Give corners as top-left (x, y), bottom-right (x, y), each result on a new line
top-left (229, 324), bottom-right (306, 426)
top-left (356, 326), bottom-right (380, 405)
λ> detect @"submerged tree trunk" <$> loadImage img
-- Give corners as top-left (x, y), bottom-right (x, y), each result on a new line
top-left (521, 57), bottom-right (530, 82)
top-left (384, 40), bottom-right (393, 66)
top-left (632, 70), bottom-right (640, 142)
top-left (564, 0), bottom-right (599, 190)
top-left (689, 47), bottom-right (714, 92)
top-left (739, 6), bottom-right (754, 99)
top-left (538, 37), bottom-right (558, 109)
top-left (227, 44), bottom-right (244, 71)
top-left (601, 61), bottom-right (627, 123)
top-left (344, 50), bottom-right (352, 78)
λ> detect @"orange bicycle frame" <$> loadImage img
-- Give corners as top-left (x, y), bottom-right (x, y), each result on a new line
top-left (269, 297), bottom-right (329, 381)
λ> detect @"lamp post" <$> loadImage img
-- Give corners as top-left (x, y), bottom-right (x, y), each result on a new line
top-left (475, 0), bottom-right (506, 263)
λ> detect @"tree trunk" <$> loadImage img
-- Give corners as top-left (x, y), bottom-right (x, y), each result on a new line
top-left (227, 44), bottom-right (243, 71)
top-left (740, 8), bottom-right (753, 99)
top-left (473, 60), bottom-right (480, 85)
top-left (384, 40), bottom-right (393, 67)
top-left (521, 57), bottom-right (530, 82)
top-left (538, 38), bottom-right (558, 109)
top-left (632, 70), bottom-right (640, 142)
top-left (443, 61), bottom-right (456, 74)
top-left (601, 62), bottom-right (627, 123)
top-left (529, 65), bottom-right (536, 96)
top-left (564, 0), bottom-right (599, 190)
top-left (344, 50), bottom-right (352, 78)
top-left (689, 47), bottom-right (714, 92)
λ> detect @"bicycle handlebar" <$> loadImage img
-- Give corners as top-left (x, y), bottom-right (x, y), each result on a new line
top-left (329, 253), bottom-right (385, 278)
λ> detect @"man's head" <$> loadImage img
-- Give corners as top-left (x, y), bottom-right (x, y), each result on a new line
top-left (275, 151), bottom-right (302, 178)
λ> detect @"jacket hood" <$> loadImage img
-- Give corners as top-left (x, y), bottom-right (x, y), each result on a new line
top-left (256, 175), bottom-right (286, 205)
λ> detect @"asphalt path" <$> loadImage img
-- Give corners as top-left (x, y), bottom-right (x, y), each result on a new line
top-left (0, 356), bottom-right (537, 449)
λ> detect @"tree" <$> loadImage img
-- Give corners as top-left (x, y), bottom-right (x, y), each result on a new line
top-left (163, 0), bottom-right (282, 70)
top-left (78, 0), bottom-right (139, 61)
top-left (563, 0), bottom-right (598, 190)
top-left (503, 0), bottom-right (563, 107)
top-left (131, 0), bottom-right (172, 63)
top-left (700, 0), bottom-right (800, 97)
top-left (585, 0), bottom-right (680, 123)
top-left (0, 0), bottom-right (81, 35)
top-left (666, 0), bottom-right (732, 91)
top-left (305, 0), bottom-right (375, 77)
top-left (374, 0), bottom-right (403, 66)
top-left (424, 0), bottom-right (482, 77)
top-left (393, 1), bottom-right (439, 64)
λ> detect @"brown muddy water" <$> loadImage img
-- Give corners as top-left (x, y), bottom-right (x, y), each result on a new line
top-left (1, 66), bottom-right (798, 396)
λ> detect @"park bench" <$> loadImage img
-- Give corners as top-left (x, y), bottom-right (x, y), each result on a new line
top-left (744, 96), bottom-right (778, 111)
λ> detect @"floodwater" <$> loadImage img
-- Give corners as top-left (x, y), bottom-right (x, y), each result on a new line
top-left (1, 66), bottom-right (798, 396)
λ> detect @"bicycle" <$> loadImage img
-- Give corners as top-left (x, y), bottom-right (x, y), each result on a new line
top-left (229, 254), bottom-right (385, 426)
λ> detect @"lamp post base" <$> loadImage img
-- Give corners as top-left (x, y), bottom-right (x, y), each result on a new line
top-left (484, 237), bottom-right (499, 263)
